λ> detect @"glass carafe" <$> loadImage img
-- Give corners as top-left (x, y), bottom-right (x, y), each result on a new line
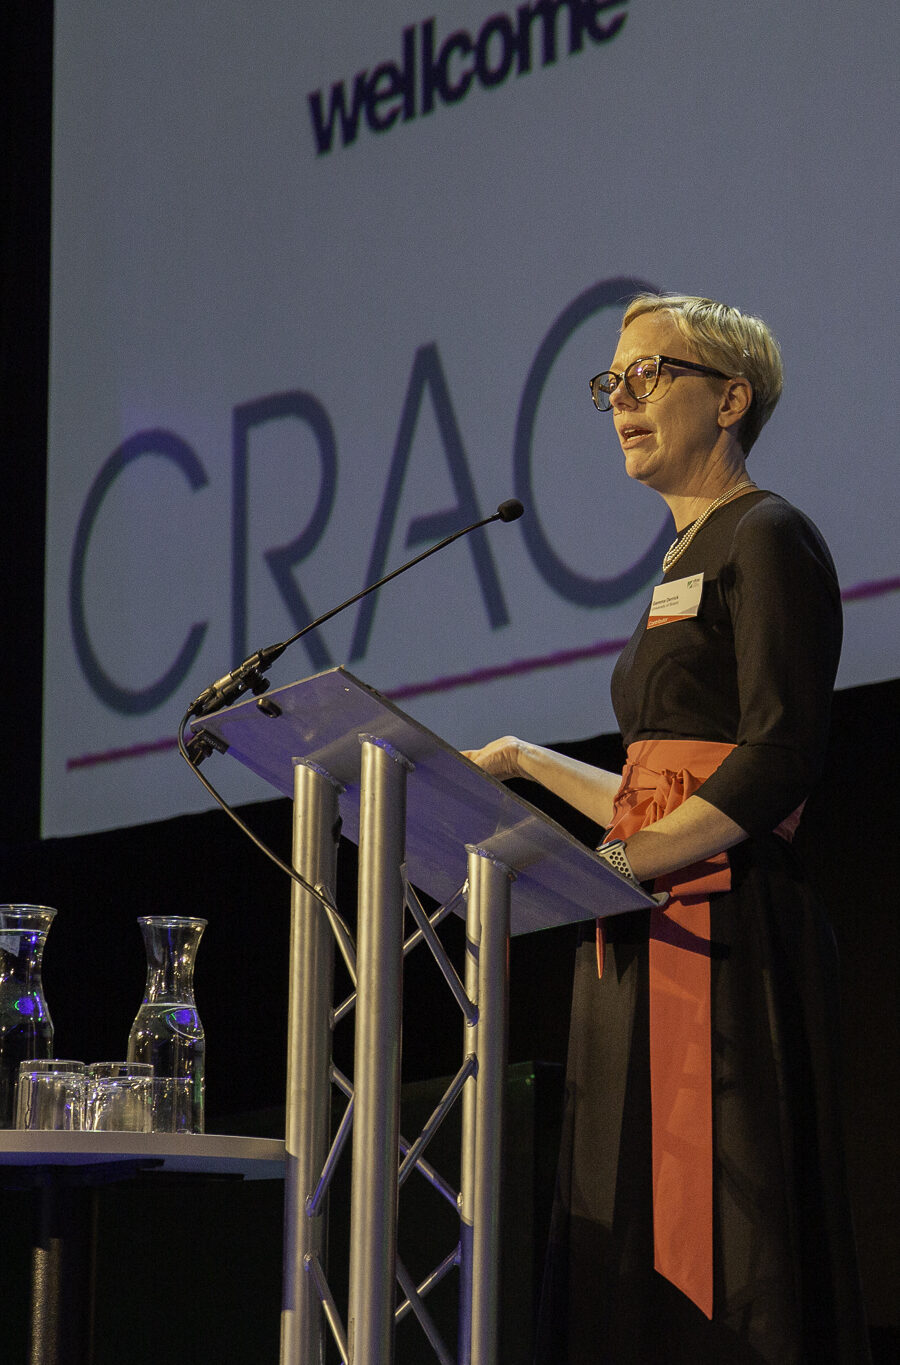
top-left (127, 916), bottom-right (206, 1133)
top-left (0, 905), bottom-right (56, 1128)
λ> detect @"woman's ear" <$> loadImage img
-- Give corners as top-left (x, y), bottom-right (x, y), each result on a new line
top-left (718, 376), bottom-right (753, 430)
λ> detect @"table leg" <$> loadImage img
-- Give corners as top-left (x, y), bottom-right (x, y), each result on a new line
top-left (30, 1172), bottom-right (97, 1365)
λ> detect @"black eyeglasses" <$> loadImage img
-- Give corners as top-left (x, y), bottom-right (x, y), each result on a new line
top-left (589, 355), bottom-right (732, 411)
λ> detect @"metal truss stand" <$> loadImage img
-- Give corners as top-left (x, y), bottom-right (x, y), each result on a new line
top-left (192, 667), bottom-right (658, 1365)
top-left (279, 746), bottom-right (513, 1365)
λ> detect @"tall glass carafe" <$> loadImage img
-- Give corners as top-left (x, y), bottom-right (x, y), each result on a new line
top-left (0, 905), bottom-right (56, 1128)
top-left (127, 916), bottom-right (206, 1133)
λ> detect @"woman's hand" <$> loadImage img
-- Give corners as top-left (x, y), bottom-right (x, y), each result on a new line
top-left (460, 735), bottom-right (528, 781)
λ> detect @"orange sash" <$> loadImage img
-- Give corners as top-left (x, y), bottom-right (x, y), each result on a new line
top-left (600, 739), bottom-right (802, 1320)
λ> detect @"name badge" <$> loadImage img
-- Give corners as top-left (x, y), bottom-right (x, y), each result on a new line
top-left (647, 572), bottom-right (704, 629)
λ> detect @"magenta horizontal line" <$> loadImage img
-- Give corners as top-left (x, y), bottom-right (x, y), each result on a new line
top-left (386, 635), bottom-right (630, 701)
top-left (66, 735), bottom-right (180, 771)
top-left (840, 574), bottom-right (900, 602)
top-left (63, 571), bottom-right (900, 772)
top-left (63, 636), bottom-right (630, 772)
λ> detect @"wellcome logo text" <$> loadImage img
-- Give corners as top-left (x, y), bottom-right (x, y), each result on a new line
top-left (308, 1), bottom-right (629, 154)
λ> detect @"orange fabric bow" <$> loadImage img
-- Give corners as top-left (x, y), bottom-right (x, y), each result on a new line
top-left (599, 738), bottom-right (804, 1317)
top-left (601, 739), bottom-right (738, 1320)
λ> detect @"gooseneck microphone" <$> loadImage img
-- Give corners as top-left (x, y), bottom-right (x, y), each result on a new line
top-left (186, 498), bottom-right (524, 722)
top-left (494, 498), bottom-right (525, 523)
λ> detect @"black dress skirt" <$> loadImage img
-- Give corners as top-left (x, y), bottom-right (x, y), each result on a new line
top-left (534, 492), bottom-right (871, 1363)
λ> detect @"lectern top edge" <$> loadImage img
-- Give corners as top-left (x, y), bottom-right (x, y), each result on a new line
top-left (192, 666), bottom-right (655, 934)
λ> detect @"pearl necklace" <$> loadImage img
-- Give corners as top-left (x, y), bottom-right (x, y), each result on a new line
top-left (662, 479), bottom-right (756, 574)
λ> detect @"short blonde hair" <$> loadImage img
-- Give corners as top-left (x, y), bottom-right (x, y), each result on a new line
top-left (622, 293), bottom-right (783, 453)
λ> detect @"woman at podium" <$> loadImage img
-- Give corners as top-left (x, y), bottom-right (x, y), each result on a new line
top-left (464, 293), bottom-right (870, 1363)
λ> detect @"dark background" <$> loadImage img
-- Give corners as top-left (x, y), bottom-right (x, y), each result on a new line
top-left (2, 4), bottom-right (898, 1361)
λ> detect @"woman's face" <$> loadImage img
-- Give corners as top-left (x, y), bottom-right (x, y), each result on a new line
top-left (607, 311), bottom-right (731, 496)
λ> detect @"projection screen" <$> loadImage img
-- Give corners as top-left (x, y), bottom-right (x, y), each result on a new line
top-left (43, 0), bottom-right (900, 836)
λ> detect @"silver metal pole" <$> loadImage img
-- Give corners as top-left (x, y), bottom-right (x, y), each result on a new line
top-left (460, 847), bottom-right (513, 1365)
top-left (347, 736), bottom-right (411, 1365)
top-left (459, 871), bottom-right (479, 1364)
top-left (280, 759), bottom-right (341, 1365)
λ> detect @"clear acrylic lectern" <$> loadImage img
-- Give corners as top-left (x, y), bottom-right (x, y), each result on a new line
top-left (192, 667), bottom-right (657, 1365)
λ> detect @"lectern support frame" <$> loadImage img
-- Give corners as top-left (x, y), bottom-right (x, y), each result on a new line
top-left (193, 668), bottom-right (659, 1365)
top-left (279, 745), bottom-right (517, 1365)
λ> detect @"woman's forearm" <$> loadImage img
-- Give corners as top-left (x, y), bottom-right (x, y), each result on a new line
top-left (619, 794), bottom-right (748, 882)
top-left (461, 736), bottom-right (622, 829)
top-left (462, 740), bottom-right (749, 882)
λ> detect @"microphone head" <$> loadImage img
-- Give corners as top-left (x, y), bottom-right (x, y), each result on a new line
top-left (496, 498), bottom-right (524, 523)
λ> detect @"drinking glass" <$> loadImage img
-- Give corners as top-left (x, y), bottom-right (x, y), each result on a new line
top-left (15, 1059), bottom-right (85, 1131)
top-left (86, 1062), bottom-right (153, 1132)
top-left (150, 1076), bottom-right (193, 1133)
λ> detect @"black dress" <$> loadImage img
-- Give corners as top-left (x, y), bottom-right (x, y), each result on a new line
top-left (534, 492), bottom-right (871, 1364)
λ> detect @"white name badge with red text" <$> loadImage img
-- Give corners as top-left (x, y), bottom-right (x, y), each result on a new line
top-left (647, 573), bottom-right (705, 629)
